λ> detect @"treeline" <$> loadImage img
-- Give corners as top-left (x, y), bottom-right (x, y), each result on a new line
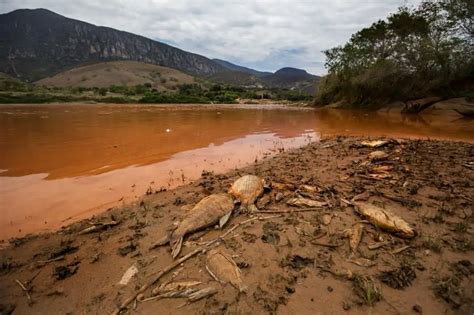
top-left (0, 78), bottom-right (312, 104)
top-left (315, 0), bottom-right (474, 107)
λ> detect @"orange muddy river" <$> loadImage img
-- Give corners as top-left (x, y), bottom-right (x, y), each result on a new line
top-left (0, 104), bottom-right (472, 240)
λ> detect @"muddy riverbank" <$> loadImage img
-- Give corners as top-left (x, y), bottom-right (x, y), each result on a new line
top-left (1, 136), bottom-right (473, 315)
top-left (2, 104), bottom-right (474, 240)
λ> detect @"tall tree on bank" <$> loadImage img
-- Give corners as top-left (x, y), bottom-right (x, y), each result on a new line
top-left (315, 0), bottom-right (473, 106)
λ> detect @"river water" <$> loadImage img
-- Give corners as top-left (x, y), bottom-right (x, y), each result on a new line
top-left (0, 104), bottom-right (472, 240)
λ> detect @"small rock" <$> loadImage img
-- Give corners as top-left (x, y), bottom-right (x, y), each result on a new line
top-left (342, 302), bottom-right (351, 311)
top-left (413, 304), bottom-right (423, 313)
top-left (321, 214), bottom-right (332, 225)
top-left (275, 192), bottom-right (284, 202)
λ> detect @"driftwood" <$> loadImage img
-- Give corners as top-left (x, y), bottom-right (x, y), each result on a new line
top-left (113, 214), bottom-right (282, 314)
top-left (401, 97), bottom-right (442, 114)
top-left (77, 220), bottom-right (119, 235)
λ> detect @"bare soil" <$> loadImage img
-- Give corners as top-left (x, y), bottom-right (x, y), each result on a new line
top-left (1, 136), bottom-right (473, 315)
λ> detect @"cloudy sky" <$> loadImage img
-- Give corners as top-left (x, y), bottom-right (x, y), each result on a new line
top-left (1, 0), bottom-right (420, 75)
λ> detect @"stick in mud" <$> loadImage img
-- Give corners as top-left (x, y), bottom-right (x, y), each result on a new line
top-left (259, 207), bottom-right (326, 213)
top-left (113, 214), bottom-right (282, 314)
top-left (15, 279), bottom-right (32, 303)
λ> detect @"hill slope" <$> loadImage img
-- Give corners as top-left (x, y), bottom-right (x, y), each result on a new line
top-left (0, 9), bottom-right (225, 82)
top-left (212, 59), bottom-right (271, 77)
top-left (35, 61), bottom-right (195, 91)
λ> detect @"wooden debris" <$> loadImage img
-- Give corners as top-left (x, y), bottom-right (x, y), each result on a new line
top-left (286, 197), bottom-right (327, 208)
top-left (348, 258), bottom-right (377, 268)
top-left (152, 281), bottom-right (202, 296)
top-left (349, 224), bottom-right (364, 253)
top-left (368, 242), bottom-right (388, 250)
top-left (391, 245), bottom-right (411, 255)
top-left (77, 220), bottom-right (119, 235)
top-left (118, 265), bottom-right (139, 286)
top-left (15, 279), bottom-right (32, 304)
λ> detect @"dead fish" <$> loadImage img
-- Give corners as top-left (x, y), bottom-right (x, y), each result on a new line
top-left (287, 197), bottom-right (327, 208)
top-left (368, 151), bottom-right (389, 161)
top-left (229, 175), bottom-right (265, 212)
top-left (353, 202), bottom-right (416, 238)
top-left (150, 193), bottom-right (235, 258)
top-left (206, 249), bottom-right (245, 291)
top-left (349, 224), bottom-right (364, 253)
top-left (360, 140), bottom-right (390, 148)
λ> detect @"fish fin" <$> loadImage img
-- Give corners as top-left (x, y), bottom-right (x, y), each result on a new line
top-left (219, 211), bottom-right (232, 228)
top-left (171, 236), bottom-right (184, 259)
top-left (149, 235), bottom-right (169, 250)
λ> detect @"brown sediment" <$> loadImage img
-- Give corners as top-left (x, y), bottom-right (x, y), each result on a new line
top-left (0, 136), bottom-right (473, 315)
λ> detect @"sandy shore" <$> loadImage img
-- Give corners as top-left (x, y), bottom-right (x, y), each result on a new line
top-left (0, 136), bottom-right (473, 315)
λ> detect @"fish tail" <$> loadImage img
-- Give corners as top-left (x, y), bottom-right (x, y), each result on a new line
top-left (171, 235), bottom-right (184, 259)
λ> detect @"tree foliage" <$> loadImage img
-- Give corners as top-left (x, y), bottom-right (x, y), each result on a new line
top-left (315, 0), bottom-right (474, 106)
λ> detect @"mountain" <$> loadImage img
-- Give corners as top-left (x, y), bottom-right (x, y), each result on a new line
top-left (0, 8), bottom-right (225, 82)
top-left (262, 67), bottom-right (318, 87)
top-left (212, 59), bottom-right (271, 78)
top-left (35, 61), bottom-right (195, 91)
top-left (0, 8), bottom-right (319, 93)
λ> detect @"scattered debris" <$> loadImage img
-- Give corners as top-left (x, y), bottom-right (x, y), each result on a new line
top-left (77, 220), bottom-right (119, 235)
top-left (14, 279), bottom-right (32, 304)
top-left (360, 140), bottom-right (391, 148)
top-left (53, 265), bottom-right (78, 280)
top-left (118, 265), bottom-right (139, 286)
top-left (117, 242), bottom-right (137, 256)
top-left (281, 255), bottom-right (314, 270)
top-left (368, 151), bottom-right (389, 161)
top-left (348, 224), bottom-right (363, 253)
top-left (286, 197), bottom-right (327, 208)
top-left (352, 275), bottom-right (382, 306)
top-left (151, 281), bottom-right (202, 296)
top-left (379, 265), bottom-right (416, 289)
top-left (185, 287), bottom-right (218, 304)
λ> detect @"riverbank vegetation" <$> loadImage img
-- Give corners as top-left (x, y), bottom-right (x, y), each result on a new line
top-left (315, 0), bottom-right (474, 107)
top-left (0, 74), bottom-right (312, 104)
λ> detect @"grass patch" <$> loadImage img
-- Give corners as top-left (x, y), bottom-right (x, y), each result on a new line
top-left (352, 275), bottom-right (382, 306)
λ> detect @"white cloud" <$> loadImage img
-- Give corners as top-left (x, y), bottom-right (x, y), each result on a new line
top-left (1, 0), bottom-right (421, 74)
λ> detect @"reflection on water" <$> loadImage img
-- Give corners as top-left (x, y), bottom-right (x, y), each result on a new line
top-left (0, 104), bottom-right (472, 240)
